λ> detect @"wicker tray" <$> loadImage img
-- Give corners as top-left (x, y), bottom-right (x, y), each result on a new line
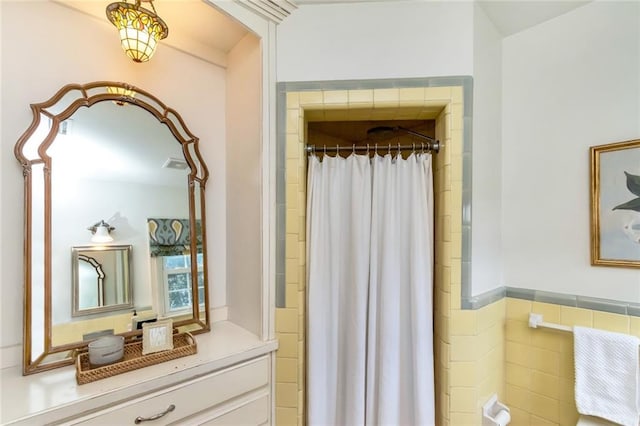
top-left (75, 332), bottom-right (197, 385)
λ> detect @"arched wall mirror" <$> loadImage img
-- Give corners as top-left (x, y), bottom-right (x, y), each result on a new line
top-left (14, 81), bottom-right (210, 375)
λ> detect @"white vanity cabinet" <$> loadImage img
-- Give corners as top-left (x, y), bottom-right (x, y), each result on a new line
top-left (66, 356), bottom-right (270, 426)
top-left (1, 322), bottom-right (278, 426)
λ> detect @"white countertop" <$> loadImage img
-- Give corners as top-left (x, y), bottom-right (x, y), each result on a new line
top-left (0, 321), bottom-right (278, 425)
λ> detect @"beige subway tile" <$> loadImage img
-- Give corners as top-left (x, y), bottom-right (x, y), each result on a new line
top-left (286, 109), bottom-right (299, 134)
top-left (348, 89), bottom-right (373, 104)
top-left (509, 406), bottom-right (531, 426)
top-left (559, 401), bottom-right (579, 426)
top-left (593, 311), bottom-right (630, 333)
top-left (276, 308), bottom-right (298, 333)
top-left (276, 332), bottom-right (298, 358)
top-left (449, 412), bottom-right (476, 425)
top-left (451, 87), bottom-right (463, 104)
top-left (324, 109), bottom-right (350, 121)
top-left (439, 315), bottom-right (450, 341)
top-left (323, 90), bottom-right (348, 104)
top-left (450, 104), bottom-right (463, 130)
top-left (449, 361), bottom-right (478, 387)
top-left (630, 316), bottom-right (640, 338)
top-left (530, 414), bottom-right (558, 426)
top-left (559, 306), bottom-right (593, 328)
top-left (285, 258), bottom-right (298, 284)
top-left (286, 284), bottom-right (298, 308)
top-left (450, 310), bottom-right (478, 336)
top-left (276, 383), bottom-right (298, 408)
top-left (286, 159), bottom-right (299, 184)
top-left (399, 87), bottom-right (425, 101)
top-left (286, 210), bottom-right (299, 234)
top-left (450, 335), bottom-right (479, 362)
top-left (450, 289), bottom-right (462, 313)
top-left (298, 242), bottom-right (305, 264)
top-left (530, 347), bottom-right (560, 376)
top-left (286, 184), bottom-right (298, 207)
top-left (298, 265), bottom-right (306, 291)
top-left (440, 392), bottom-right (450, 420)
top-left (558, 376), bottom-right (575, 403)
top-left (506, 319), bottom-right (533, 344)
top-left (450, 386), bottom-right (477, 413)
top-left (532, 302), bottom-right (562, 323)
top-left (440, 289), bottom-right (451, 317)
top-left (531, 370), bottom-right (560, 400)
top-left (276, 407), bottom-right (298, 426)
top-left (531, 328), bottom-right (567, 352)
top-left (450, 263), bottom-right (461, 286)
top-left (530, 392), bottom-right (559, 423)
top-left (373, 88), bottom-right (399, 107)
top-left (276, 357), bottom-right (298, 383)
top-left (286, 92), bottom-right (300, 109)
top-left (558, 351), bottom-right (575, 380)
top-left (507, 298), bottom-right (533, 321)
top-left (286, 134), bottom-right (300, 159)
top-left (440, 341), bottom-right (451, 368)
top-left (505, 383), bottom-right (531, 412)
top-left (506, 362), bottom-right (532, 388)
top-left (299, 91), bottom-right (323, 106)
top-left (478, 301), bottom-right (505, 331)
top-left (506, 341), bottom-right (531, 367)
top-left (285, 234), bottom-right (298, 259)
top-left (425, 86), bottom-right (452, 100)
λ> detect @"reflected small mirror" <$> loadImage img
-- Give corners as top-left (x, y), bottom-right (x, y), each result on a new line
top-left (72, 245), bottom-right (132, 316)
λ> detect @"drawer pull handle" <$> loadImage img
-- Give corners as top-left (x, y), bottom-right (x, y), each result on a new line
top-left (134, 404), bottom-right (175, 424)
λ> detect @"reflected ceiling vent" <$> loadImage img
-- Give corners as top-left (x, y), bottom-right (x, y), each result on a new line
top-left (162, 157), bottom-right (188, 170)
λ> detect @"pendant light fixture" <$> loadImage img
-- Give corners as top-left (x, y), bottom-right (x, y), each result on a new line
top-left (106, 0), bottom-right (169, 63)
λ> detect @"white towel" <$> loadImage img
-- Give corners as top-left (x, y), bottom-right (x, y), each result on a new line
top-left (574, 326), bottom-right (640, 426)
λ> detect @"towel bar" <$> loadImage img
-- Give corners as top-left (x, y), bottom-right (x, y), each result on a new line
top-left (528, 313), bottom-right (573, 332)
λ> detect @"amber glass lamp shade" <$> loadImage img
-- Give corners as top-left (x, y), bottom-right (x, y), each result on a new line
top-left (106, 0), bottom-right (169, 63)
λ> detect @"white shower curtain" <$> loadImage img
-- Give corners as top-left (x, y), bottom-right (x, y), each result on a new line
top-left (307, 152), bottom-right (435, 426)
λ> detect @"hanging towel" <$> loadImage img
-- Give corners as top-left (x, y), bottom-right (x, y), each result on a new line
top-left (574, 326), bottom-right (640, 426)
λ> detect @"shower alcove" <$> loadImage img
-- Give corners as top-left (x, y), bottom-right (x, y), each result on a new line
top-left (275, 82), bottom-right (469, 424)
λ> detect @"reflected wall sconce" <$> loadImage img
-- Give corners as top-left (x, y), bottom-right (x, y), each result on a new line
top-left (105, 0), bottom-right (169, 63)
top-left (88, 220), bottom-right (115, 243)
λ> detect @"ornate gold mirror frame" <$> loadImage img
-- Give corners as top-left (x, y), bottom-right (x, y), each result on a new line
top-left (15, 81), bottom-right (210, 374)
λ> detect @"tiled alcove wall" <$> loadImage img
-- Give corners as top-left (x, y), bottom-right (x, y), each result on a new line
top-left (274, 82), bottom-right (508, 425)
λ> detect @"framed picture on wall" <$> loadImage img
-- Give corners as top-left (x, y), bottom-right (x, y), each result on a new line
top-left (590, 139), bottom-right (640, 268)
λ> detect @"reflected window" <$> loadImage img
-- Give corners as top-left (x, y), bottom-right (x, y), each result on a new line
top-left (162, 254), bottom-right (204, 314)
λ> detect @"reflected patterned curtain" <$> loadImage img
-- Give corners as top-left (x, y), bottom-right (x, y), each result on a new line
top-left (147, 218), bottom-right (202, 257)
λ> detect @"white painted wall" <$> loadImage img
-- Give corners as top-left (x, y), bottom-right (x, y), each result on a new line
top-left (226, 33), bottom-right (263, 337)
top-left (277, 0), bottom-right (474, 82)
top-left (502, 1), bottom-right (640, 302)
top-left (0, 1), bottom-right (227, 350)
top-left (471, 4), bottom-right (503, 297)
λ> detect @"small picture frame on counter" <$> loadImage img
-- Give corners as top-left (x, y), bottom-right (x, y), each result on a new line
top-left (142, 319), bottom-right (174, 355)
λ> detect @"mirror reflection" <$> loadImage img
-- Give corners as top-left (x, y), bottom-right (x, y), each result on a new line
top-left (72, 245), bottom-right (132, 316)
top-left (15, 82), bottom-right (210, 374)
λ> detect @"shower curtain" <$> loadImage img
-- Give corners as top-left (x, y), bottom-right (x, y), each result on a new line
top-left (307, 152), bottom-right (435, 426)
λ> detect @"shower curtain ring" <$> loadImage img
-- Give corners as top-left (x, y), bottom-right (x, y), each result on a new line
top-left (324, 145), bottom-right (327, 155)
top-left (353, 144), bottom-right (356, 154)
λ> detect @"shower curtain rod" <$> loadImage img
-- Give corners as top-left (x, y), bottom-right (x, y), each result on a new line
top-left (305, 140), bottom-right (440, 155)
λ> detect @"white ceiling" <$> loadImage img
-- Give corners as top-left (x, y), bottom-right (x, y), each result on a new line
top-left (294, 0), bottom-right (591, 36)
top-left (476, 0), bottom-right (591, 36)
top-left (57, 0), bottom-right (591, 65)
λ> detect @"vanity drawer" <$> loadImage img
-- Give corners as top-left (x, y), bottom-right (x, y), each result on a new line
top-left (66, 356), bottom-right (269, 425)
